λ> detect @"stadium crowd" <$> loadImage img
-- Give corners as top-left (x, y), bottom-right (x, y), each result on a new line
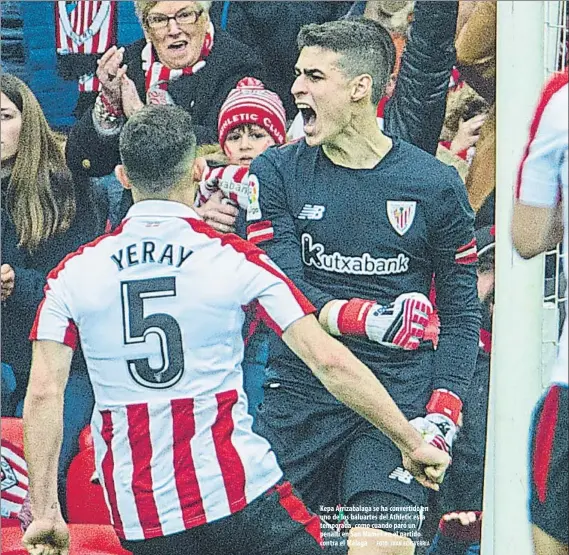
top-left (0, 1), bottom-right (566, 555)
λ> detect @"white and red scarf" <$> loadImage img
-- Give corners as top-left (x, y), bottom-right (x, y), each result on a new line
top-left (55, 1), bottom-right (116, 93)
top-left (142, 22), bottom-right (214, 103)
top-left (197, 164), bottom-right (250, 209)
top-left (1, 440), bottom-right (28, 520)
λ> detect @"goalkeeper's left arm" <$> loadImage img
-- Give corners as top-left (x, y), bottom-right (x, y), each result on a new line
top-left (414, 167), bottom-right (481, 455)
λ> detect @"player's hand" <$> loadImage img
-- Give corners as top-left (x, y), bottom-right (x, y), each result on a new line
top-left (1, 263), bottom-right (15, 301)
top-left (402, 442), bottom-right (450, 491)
top-left (368, 293), bottom-right (433, 350)
top-left (96, 46), bottom-right (126, 109)
top-left (195, 190), bottom-right (239, 234)
top-left (409, 413), bottom-right (457, 457)
top-left (22, 517), bottom-right (69, 555)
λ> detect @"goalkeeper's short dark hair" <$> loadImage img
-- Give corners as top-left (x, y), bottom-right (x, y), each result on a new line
top-left (297, 18), bottom-right (396, 105)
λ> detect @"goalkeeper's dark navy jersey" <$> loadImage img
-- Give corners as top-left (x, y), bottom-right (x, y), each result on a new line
top-left (247, 137), bottom-right (481, 402)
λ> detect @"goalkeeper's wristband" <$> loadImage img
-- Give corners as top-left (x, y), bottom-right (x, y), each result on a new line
top-left (426, 389), bottom-right (463, 426)
top-left (327, 298), bottom-right (375, 337)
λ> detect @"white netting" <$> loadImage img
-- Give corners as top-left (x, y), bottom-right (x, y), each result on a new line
top-left (541, 1), bottom-right (567, 387)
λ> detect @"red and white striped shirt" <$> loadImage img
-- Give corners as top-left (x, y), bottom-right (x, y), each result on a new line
top-left (516, 69), bottom-right (568, 386)
top-left (30, 200), bottom-right (315, 540)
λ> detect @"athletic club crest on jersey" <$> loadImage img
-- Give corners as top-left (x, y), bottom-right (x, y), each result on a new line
top-left (387, 201), bottom-right (416, 236)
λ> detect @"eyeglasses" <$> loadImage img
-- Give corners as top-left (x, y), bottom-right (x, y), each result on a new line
top-left (145, 9), bottom-right (203, 31)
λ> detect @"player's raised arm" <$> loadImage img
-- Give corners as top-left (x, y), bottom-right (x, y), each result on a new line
top-left (384, 0), bottom-right (459, 155)
top-left (282, 314), bottom-right (449, 490)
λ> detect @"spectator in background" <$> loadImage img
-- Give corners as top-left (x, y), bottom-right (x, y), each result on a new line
top-left (455, 0), bottom-right (496, 228)
top-left (217, 78), bottom-right (286, 168)
top-left (0, 74), bottom-right (106, 507)
top-left (195, 77), bottom-right (287, 235)
top-left (439, 84), bottom-right (489, 167)
top-left (209, 1), bottom-right (352, 119)
top-left (194, 77), bottom-right (287, 417)
top-left (65, 0), bottom-right (266, 192)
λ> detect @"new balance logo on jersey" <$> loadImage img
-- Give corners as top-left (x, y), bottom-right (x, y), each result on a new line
top-left (388, 467), bottom-right (414, 485)
top-left (301, 233), bottom-right (409, 276)
top-left (297, 205), bottom-right (326, 220)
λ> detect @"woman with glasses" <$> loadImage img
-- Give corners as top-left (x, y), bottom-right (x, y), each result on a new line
top-left (66, 1), bottom-right (266, 188)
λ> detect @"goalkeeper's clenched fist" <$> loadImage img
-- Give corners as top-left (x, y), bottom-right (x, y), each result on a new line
top-left (410, 388), bottom-right (463, 459)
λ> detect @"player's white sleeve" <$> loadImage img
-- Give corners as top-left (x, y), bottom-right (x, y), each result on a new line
top-left (516, 78), bottom-right (568, 207)
top-left (238, 249), bottom-right (316, 336)
top-left (29, 266), bottom-right (78, 350)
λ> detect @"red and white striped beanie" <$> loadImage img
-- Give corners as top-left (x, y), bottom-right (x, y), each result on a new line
top-left (218, 77), bottom-right (286, 150)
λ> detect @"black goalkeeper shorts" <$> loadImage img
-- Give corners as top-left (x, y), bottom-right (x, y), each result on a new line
top-left (529, 384), bottom-right (568, 545)
top-left (254, 379), bottom-right (429, 517)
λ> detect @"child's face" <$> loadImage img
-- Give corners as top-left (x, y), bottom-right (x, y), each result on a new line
top-left (223, 124), bottom-right (275, 167)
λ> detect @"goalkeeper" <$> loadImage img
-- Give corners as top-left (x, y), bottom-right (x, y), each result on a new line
top-left (244, 17), bottom-right (480, 554)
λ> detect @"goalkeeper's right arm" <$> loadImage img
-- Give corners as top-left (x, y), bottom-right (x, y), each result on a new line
top-left (320, 293), bottom-right (434, 351)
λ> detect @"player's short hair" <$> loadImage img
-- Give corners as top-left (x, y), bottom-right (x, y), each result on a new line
top-left (119, 105), bottom-right (196, 195)
top-left (297, 18), bottom-right (396, 105)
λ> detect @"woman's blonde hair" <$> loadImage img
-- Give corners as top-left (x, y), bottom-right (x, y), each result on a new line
top-left (135, 1), bottom-right (212, 27)
top-left (1, 74), bottom-right (76, 252)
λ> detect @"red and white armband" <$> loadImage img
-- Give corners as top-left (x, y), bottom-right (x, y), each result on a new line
top-left (327, 293), bottom-right (433, 350)
top-left (426, 389), bottom-right (463, 426)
